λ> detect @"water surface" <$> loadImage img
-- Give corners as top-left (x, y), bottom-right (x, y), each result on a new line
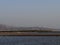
top-left (0, 36), bottom-right (60, 45)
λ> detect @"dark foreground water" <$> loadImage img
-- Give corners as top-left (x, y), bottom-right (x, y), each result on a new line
top-left (0, 36), bottom-right (60, 45)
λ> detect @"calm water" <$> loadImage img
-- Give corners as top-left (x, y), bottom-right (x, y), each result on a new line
top-left (0, 36), bottom-right (60, 45)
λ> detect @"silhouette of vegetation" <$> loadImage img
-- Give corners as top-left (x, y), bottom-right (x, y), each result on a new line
top-left (0, 30), bottom-right (52, 32)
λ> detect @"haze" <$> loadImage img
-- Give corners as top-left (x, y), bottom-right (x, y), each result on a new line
top-left (0, 0), bottom-right (60, 28)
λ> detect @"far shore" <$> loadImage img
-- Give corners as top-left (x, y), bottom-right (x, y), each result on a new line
top-left (0, 30), bottom-right (60, 36)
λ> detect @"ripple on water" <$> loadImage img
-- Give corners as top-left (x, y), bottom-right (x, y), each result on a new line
top-left (0, 36), bottom-right (60, 45)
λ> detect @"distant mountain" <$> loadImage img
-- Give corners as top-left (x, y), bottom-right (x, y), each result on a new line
top-left (0, 24), bottom-right (54, 31)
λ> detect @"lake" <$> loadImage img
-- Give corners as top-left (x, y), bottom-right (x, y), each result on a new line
top-left (0, 36), bottom-right (60, 45)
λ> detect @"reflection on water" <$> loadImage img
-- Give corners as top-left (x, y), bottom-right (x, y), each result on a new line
top-left (0, 36), bottom-right (60, 45)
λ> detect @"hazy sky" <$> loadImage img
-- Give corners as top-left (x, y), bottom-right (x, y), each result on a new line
top-left (0, 0), bottom-right (60, 28)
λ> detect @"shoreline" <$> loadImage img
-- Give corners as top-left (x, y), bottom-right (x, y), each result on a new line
top-left (0, 31), bottom-right (60, 36)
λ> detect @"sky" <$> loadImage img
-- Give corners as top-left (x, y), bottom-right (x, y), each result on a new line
top-left (0, 0), bottom-right (60, 28)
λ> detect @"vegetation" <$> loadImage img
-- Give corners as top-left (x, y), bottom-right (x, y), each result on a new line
top-left (0, 30), bottom-right (52, 32)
